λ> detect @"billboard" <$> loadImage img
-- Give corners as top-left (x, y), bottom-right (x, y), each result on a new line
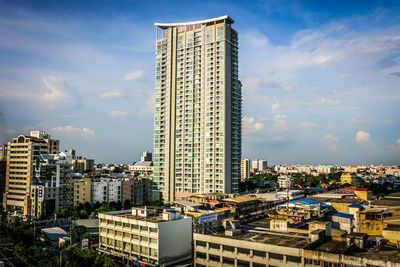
top-left (82, 238), bottom-right (89, 250)
top-left (38, 186), bottom-right (44, 202)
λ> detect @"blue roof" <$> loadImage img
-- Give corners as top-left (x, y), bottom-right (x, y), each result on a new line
top-left (290, 199), bottom-right (320, 205)
top-left (331, 212), bottom-right (354, 219)
top-left (348, 203), bottom-right (363, 208)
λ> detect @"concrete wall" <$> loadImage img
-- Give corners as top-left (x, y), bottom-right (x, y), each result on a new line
top-left (158, 217), bottom-right (192, 263)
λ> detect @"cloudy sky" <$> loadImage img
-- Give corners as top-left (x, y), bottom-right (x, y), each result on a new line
top-left (0, 0), bottom-right (399, 165)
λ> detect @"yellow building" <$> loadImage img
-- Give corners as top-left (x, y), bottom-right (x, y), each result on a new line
top-left (73, 178), bottom-right (92, 206)
top-left (341, 173), bottom-right (360, 186)
top-left (358, 208), bottom-right (400, 236)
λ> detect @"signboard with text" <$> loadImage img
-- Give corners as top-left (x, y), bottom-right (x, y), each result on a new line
top-left (38, 186), bottom-right (44, 202)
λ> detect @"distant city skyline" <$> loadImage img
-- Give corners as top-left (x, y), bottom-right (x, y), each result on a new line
top-left (0, 0), bottom-right (400, 165)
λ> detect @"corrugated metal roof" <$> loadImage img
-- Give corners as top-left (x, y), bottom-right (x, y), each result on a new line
top-left (290, 199), bottom-right (320, 205)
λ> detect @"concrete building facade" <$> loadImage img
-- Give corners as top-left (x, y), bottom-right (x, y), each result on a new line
top-left (3, 134), bottom-right (49, 216)
top-left (31, 151), bottom-right (73, 218)
top-left (98, 207), bottom-right (192, 266)
top-left (153, 15), bottom-right (242, 201)
top-left (92, 178), bottom-right (122, 204)
top-left (240, 158), bottom-right (250, 182)
top-left (121, 177), bottom-right (153, 206)
top-left (73, 177), bottom-right (92, 206)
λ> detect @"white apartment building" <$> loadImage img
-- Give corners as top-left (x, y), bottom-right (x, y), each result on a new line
top-left (98, 206), bottom-right (192, 266)
top-left (278, 175), bottom-right (294, 189)
top-left (92, 178), bottom-right (121, 204)
top-left (251, 159), bottom-right (268, 172)
top-left (153, 16), bottom-right (242, 202)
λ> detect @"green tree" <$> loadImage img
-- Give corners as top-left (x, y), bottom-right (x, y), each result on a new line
top-left (70, 224), bottom-right (87, 244)
top-left (123, 199), bottom-right (132, 210)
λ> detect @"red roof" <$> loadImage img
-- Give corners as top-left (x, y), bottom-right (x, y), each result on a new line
top-left (344, 186), bottom-right (368, 192)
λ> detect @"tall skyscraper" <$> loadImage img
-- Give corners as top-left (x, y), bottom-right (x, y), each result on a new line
top-left (153, 16), bottom-right (241, 201)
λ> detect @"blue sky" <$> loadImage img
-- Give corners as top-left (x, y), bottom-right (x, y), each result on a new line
top-left (0, 0), bottom-right (399, 165)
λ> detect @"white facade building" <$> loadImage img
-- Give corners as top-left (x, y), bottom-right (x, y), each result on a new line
top-left (98, 206), bottom-right (192, 266)
top-left (278, 175), bottom-right (294, 189)
top-left (92, 178), bottom-right (122, 204)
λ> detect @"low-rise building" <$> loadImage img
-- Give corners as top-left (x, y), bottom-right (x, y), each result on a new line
top-left (98, 207), bottom-right (192, 266)
top-left (278, 175), bottom-right (293, 189)
top-left (128, 162), bottom-right (153, 176)
top-left (194, 218), bottom-right (400, 267)
top-left (341, 173), bottom-right (360, 186)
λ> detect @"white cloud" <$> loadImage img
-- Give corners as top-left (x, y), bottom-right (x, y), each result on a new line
top-left (300, 122), bottom-right (318, 128)
top-left (109, 110), bottom-right (127, 117)
top-left (123, 69), bottom-right (145, 81)
top-left (389, 138), bottom-right (400, 151)
top-left (52, 126), bottom-right (95, 140)
top-left (271, 136), bottom-right (284, 142)
top-left (41, 76), bottom-right (80, 108)
top-left (100, 89), bottom-right (126, 99)
top-left (271, 100), bottom-right (280, 112)
top-left (242, 116), bottom-right (264, 134)
top-left (350, 118), bottom-right (372, 125)
top-left (139, 93), bottom-right (154, 115)
top-left (324, 134), bottom-right (339, 151)
top-left (316, 97), bottom-right (340, 106)
top-left (355, 130), bottom-right (371, 143)
top-left (273, 114), bottom-right (288, 130)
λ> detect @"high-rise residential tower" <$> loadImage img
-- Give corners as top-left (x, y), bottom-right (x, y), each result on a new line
top-left (153, 16), bottom-right (241, 201)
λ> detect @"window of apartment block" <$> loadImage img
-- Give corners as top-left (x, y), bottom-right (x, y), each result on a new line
top-left (140, 246), bottom-right (149, 255)
top-left (131, 234), bottom-right (139, 240)
top-left (140, 226), bottom-right (148, 232)
top-left (237, 260), bottom-right (250, 267)
top-left (209, 243), bottom-right (220, 250)
top-left (149, 227), bottom-right (158, 233)
top-left (253, 250), bottom-right (266, 257)
top-left (196, 240), bottom-right (206, 247)
top-left (209, 254), bottom-right (220, 262)
top-left (149, 248), bottom-right (158, 257)
top-left (223, 257), bottom-right (234, 265)
top-left (269, 253), bottom-right (283, 260)
top-left (323, 262), bottom-right (340, 267)
top-left (131, 244), bottom-right (139, 253)
top-left (253, 263), bottom-right (266, 267)
top-left (196, 252), bottom-right (206, 259)
top-left (287, 255), bottom-right (301, 263)
top-left (238, 248), bottom-right (250, 255)
top-left (222, 245), bottom-right (234, 252)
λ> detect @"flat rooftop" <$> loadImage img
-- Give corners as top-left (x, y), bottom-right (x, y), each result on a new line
top-left (155, 15), bottom-right (234, 29)
top-left (347, 245), bottom-right (400, 263)
top-left (209, 229), bottom-right (310, 249)
top-left (100, 207), bottom-right (180, 223)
